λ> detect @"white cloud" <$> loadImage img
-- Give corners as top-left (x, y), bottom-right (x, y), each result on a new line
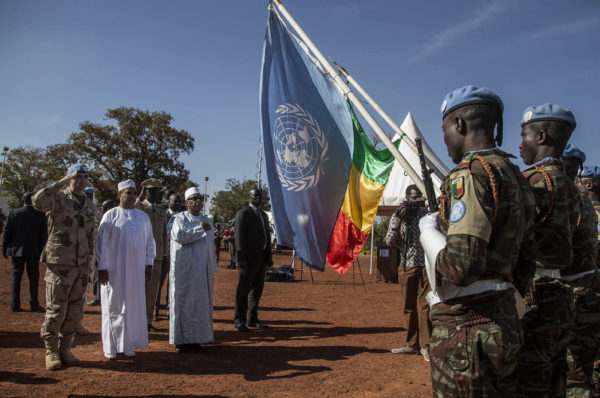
top-left (410, 3), bottom-right (503, 63)
top-left (526, 15), bottom-right (600, 41)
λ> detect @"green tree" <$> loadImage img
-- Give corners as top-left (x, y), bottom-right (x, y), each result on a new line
top-left (2, 146), bottom-right (49, 208)
top-left (210, 178), bottom-right (270, 223)
top-left (68, 107), bottom-right (195, 203)
top-left (372, 216), bottom-right (391, 245)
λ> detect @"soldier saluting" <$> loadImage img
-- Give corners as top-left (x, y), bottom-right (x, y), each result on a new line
top-left (33, 164), bottom-right (96, 370)
top-left (419, 86), bottom-right (536, 397)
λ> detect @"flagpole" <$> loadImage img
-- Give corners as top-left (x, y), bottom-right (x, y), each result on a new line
top-left (270, 0), bottom-right (426, 194)
top-left (334, 62), bottom-right (448, 180)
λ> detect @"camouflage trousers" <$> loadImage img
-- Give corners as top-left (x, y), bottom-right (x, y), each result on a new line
top-left (518, 276), bottom-right (576, 398)
top-left (429, 289), bottom-right (522, 398)
top-left (41, 263), bottom-right (90, 350)
top-left (566, 272), bottom-right (600, 398)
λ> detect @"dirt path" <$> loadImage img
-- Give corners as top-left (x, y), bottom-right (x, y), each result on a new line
top-left (0, 250), bottom-right (432, 397)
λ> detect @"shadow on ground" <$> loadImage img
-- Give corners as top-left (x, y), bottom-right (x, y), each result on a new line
top-left (0, 371), bottom-right (59, 385)
top-left (79, 343), bottom-right (388, 381)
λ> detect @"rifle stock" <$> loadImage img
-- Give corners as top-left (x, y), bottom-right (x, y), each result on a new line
top-left (415, 138), bottom-right (439, 213)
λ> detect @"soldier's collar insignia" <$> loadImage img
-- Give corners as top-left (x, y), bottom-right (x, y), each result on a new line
top-left (451, 177), bottom-right (464, 199)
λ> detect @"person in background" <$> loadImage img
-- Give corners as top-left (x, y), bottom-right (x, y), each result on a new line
top-left (233, 189), bottom-right (273, 332)
top-left (154, 192), bottom-right (182, 320)
top-left (385, 184), bottom-right (431, 362)
top-left (135, 178), bottom-right (168, 332)
top-left (87, 200), bottom-right (116, 307)
top-left (2, 192), bottom-right (47, 313)
top-left (76, 186), bottom-right (96, 336)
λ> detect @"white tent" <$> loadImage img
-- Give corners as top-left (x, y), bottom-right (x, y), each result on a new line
top-left (378, 112), bottom-right (450, 216)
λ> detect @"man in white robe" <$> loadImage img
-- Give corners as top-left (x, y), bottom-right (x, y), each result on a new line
top-left (169, 187), bottom-right (218, 353)
top-left (96, 179), bottom-right (156, 359)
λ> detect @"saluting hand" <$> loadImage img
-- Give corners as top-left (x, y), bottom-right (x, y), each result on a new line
top-left (59, 170), bottom-right (79, 185)
top-left (200, 222), bottom-right (212, 231)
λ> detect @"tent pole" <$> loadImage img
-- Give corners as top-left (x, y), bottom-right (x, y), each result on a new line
top-left (270, 0), bottom-right (425, 194)
top-left (369, 231), bottom-right (374, 274)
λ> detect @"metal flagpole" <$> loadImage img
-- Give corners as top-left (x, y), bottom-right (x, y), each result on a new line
top-left (334, 62), bottom-right (447, 180)
top-left (203, 177), bottom-right (209, 215)
top-left (270, 0), bottom-right (425, 194)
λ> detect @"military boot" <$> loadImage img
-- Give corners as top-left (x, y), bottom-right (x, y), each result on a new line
top-left (59, 336), bottom-right (80, 366)
top-left (45, 349), bottom-right (61, 370)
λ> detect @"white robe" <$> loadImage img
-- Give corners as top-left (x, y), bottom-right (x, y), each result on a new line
top-left (169, 211), bottom-right (218, 345)
top-left (96, 207), bottom-right (156, 354)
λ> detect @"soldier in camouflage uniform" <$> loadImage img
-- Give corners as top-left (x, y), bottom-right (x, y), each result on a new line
top-left (575, 165), bottom-right (600, 397)
top-left (419, 86), bottom-right (536, 397)
top-left (517, 103), bottom-right (580, 397)
top-left (33, 164), bottom-right (96, 370)
top-left (561, 147), bottom-right (600, 398)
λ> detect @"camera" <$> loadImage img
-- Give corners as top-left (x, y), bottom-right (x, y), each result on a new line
top-left (396, 200), bottom-right (421, 220)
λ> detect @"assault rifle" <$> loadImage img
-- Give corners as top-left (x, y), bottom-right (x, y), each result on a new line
top-left (415, 137), bottom-right (439, 213)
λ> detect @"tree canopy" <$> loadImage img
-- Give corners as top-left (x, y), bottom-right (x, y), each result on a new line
top-left (209, 178), bottom-right (270, 224)
top-left (68, 107), bottom-right (195, 202)
top-left (1, 107), bottom-right (195, 207)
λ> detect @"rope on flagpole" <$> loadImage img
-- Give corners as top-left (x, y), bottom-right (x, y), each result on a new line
top-left (270, 0), bottom-right (426, 194)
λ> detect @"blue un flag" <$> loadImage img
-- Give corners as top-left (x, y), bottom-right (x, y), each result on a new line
top-left (259, 7), bottom-right (353, 270)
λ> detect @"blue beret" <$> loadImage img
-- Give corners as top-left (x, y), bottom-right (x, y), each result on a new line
top-left (83, 187), bottom-right (95, 194)
top-left (520, 103), bottom-right (576, 129)
top-left (581, 166), bottom-right (600, 178)
top-left (441, 85), bottom-right (503, 119)
top-left (563, 144), bottom-right (586, 163)
top-left (67, 164), bottom-right (89, 174)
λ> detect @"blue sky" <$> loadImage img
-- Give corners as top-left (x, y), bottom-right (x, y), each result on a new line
top-left (1, 0), bottom-right (599, 201)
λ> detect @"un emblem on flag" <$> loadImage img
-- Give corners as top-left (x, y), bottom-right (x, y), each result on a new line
top-left (273, 103), bottom-right (329, 192)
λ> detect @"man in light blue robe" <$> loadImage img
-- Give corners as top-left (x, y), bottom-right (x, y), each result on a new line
top-left (169, 187), bottom-right (218, 353)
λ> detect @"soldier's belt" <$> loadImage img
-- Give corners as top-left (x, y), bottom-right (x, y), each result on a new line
top-left (535, 267), bottom-right (561, 279)
top-left (426, 279), bottom-right (511, 307)
top-left (562, 269), bottom-right (596, 282)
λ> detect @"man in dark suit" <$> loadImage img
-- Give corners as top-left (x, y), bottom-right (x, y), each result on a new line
top-left (2, 192), bottom-right (48, 312)
top-left (233, 189), bottom-right (273, 332)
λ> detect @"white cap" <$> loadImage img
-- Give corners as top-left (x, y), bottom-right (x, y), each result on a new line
top-left (184, 187), bottom-right (202, 200)
top-left (118, 179), bottom-right (136, 192)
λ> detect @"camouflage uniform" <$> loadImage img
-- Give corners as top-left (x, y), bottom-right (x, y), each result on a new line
top-left (564, 194), bottom-right (600, 398)
top-left (430, 149), bottom-right (536, 397)
top-left (135, 200), bottom-right (168, 324)
top-left (33, 181), bottom-right (95, 352)
top-left (519, 159), bottom-right (579, 398)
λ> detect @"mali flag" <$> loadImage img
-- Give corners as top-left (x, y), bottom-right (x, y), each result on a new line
top-left (327, 104), bottom-right (401, 275)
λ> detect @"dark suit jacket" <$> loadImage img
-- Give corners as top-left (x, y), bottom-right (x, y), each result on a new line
top-left (2, 205), bottom-right (48, 259)
top-left (234, 206), bottom-right (272, 267)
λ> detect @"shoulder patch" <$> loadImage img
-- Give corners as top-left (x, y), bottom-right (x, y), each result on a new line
top-left (451, 177), bottom-right (464, 199)
top-left (449, 200), bottom-right (466, 223)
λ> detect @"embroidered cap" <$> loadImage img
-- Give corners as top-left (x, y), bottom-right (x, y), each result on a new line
top-left (117, 179), bottom-right (136, 192)
top-left (520, 103), bottom-right (576, 129)
top-left (185, 187), bottom-right (203, 200)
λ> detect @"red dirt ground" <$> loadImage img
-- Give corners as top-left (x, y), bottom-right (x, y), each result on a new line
top-left (0, 249), bottom-right (432, 397)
